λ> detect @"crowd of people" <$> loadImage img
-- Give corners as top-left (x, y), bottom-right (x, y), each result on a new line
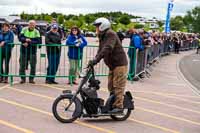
top-left (0, 19), bottom-right (88, 84)
top-left (126, 29), bottom-right (200, 80)
top-left (0, 18), bottom-right (199, 85)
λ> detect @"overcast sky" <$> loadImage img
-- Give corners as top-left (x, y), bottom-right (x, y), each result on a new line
top-left (0, 0), bottom-right (199, 19)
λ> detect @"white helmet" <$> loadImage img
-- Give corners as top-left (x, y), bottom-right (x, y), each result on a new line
top-left (93, 17), bottom-right (111, 32)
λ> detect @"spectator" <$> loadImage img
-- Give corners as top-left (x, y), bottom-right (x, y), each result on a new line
top-left (127, 29), bottom-right (136, 80)
top-left (143, 31), bottom-right (151, 46)
top-left (117, 30), bottom-right (125, 43)
top-left (137, 30), bottom-right (145, 78)
top-left (127, 28), bottom-right (144, 80)
top-left (19, 20), bottom-right (41, 84)
top-left (173, 36), bottom-right (180, 54)
top-left (196, 35), bottom-right (200, 54)
top-left (0, 23), bottom-right (14, 83)
top-left (45, 24), bottom-right (61, 84)
top-left (16, 24), bottom-right (23, 40)
top-left (46, 18), bottom-right (63, 39)
top-left (66, 26), bottom-right (87, 85)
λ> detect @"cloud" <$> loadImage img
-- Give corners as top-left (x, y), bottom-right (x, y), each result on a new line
top-left (0, 0), bottom-right (198, 19)
top-left (0, 0), bottom-right (31, 6)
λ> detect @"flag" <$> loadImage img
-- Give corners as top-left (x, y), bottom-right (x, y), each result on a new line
top-left (165, 0), bottom-right (174, 33)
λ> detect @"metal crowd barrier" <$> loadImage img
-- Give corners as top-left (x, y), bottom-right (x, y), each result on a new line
top-left (0, 43), bottom-right (134, 84)
top-left (131, 39), bottom-right (198, 81)
top-left (0, 44), bottom-right (73, 85)
top-left (0, 40), bottom-right (197, 84)
top-left (180, 40), bottom-right (190, 51)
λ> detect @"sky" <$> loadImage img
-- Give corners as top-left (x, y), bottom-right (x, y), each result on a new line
top-left (0, 0), bottom-right (199, 19)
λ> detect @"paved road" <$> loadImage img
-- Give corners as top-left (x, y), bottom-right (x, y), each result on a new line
top-left (0, 50), bottom-right (200, 133)
top-left (180, 53), bottom-right (200, 92)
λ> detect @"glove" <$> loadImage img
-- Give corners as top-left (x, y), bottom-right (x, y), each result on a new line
top-left (88, 59), bottom-right (98, 66)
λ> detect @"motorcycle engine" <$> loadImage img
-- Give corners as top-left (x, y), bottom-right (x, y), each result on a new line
top-left (82, 78), bottom-right (102, 114)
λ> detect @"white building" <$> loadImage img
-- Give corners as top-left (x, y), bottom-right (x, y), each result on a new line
top-left (131, 17), bottom-right (162, 29)
top-left (131, 17), bottom-right (160, 24)
top-left (131, 17), bottom-right (147, 24)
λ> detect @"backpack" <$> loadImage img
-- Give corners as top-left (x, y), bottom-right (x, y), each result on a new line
top-left (132, 35), bottom-right (144, 50)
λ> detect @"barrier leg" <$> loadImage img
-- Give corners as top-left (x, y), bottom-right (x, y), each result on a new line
top-left (9, 76), bottom-right (13, 86)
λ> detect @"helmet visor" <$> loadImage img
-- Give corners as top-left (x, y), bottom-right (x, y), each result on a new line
top-left (93, 22), bottom-right (101, 26)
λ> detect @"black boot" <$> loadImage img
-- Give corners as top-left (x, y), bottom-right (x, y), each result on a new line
top-left (109, 108), bottom-right (123, 114)
top-left (20, 79), bottom-right (26, 84)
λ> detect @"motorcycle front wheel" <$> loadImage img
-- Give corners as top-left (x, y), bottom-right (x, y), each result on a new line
top-left (52, 95), bottom-right (82, 123)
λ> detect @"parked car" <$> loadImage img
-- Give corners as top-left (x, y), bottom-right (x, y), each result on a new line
top-left (85, 32), bottom-right (96, 37)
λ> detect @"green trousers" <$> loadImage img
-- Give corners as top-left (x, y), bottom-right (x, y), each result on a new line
top-left (69, 59), bottom-right (79, 82)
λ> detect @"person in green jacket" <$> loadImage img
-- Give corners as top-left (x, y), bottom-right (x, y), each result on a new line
top-left (19, 20), bottom-right (41, 84)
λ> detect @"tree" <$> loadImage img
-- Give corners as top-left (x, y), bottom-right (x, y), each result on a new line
top-left (71, 15), bottom-right (79, 20)
top-left (119, 15), bottom-right (131, 25)
top-left (44, 15), bottom-right (52, 23)
top-left (57, 15), bottom-right (64, 24)
top-left (170, 16), bottom-right (184, 31)
top-left (20, 11), bottom-right (28, 20)
top-left (75, 20), bottom-right (83, 27)
top-left (84, 15), bottom-right (95, 24)
top-left (64, 14), bottom-right (76, 20)
top-left (127, 23), bottom-right (135, 30)
top-left (28, 15), bottom-right (35, 20)
top-left (18, 11), bottom-right (143, 31)
top-left (184, 6), bottom-right (200, 33)
top-left (134, 23), bottom-right (144, 29)
top-left (51, 12), bottom-right (58, 18)
top-left (64, 20), bottom-right (83, 29)
top-left (157, 21), bottom-right (164, 28)
top-left (64, 21), bottom-right (74, 29)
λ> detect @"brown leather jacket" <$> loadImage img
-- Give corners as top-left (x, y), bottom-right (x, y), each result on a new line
top-left (95, 29), bottom-right (128, 70)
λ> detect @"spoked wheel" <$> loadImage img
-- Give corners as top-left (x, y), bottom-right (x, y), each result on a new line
top-left (52, 95), bottom-right (82, 123)
top-left (110, 109), bottom-right (132, 121)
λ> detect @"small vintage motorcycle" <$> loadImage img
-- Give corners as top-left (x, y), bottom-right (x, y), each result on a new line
top-left (52, 63), bottom-right (134, 123)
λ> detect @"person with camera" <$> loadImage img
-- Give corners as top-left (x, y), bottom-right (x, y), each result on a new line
top-left (66, 26), bottom-right (87, 85)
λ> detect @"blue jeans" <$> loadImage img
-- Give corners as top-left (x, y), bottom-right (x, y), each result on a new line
top-left (46, 53), bottom-right (60, 82)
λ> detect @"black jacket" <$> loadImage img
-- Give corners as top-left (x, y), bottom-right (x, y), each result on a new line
top-left (45, 31), bottom-right (61, 54)
top-left (46, 26), bottom-right (63, 39)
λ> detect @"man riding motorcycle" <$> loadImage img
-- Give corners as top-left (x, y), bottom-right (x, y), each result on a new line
top-left (90, 17), bottom-right (128, 114)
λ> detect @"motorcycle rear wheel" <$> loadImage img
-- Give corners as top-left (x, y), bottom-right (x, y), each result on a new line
top-left (110, 109), bottom-right (131, 121)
